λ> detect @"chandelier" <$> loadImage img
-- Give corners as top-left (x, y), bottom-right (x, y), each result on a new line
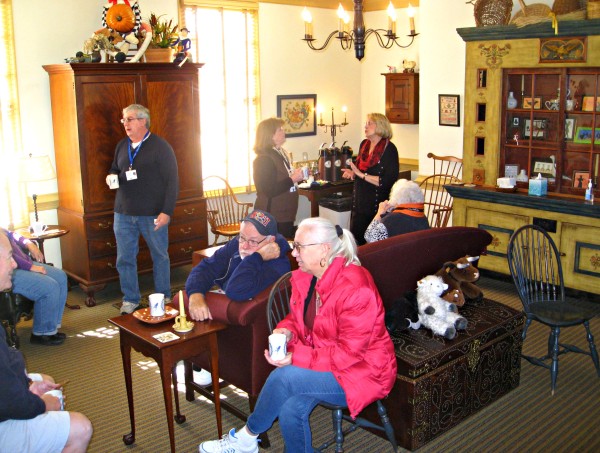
top-left (302, 1), bottom-right (418, 61)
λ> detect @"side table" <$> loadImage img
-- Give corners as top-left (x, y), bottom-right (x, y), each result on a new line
top-left (108, 313), bottom-right (227, 453)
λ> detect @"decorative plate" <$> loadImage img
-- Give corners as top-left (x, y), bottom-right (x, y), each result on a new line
top-left (132, 306), bottom-right (179, 324)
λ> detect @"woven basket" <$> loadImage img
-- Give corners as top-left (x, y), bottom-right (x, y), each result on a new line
top-left (473, 0), bottom-right (514, 26)
top-left (589, 0), bottom-right (600, 18)
top-left (511, 0), bottom-right (553, 25)
top-left (552, 0), bottom-right (583, 14)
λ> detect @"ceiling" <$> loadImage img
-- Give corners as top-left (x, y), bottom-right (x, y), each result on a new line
top-left (259, 1), bottom-right (419, 11)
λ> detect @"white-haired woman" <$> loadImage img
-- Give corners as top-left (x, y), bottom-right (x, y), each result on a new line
top-left (364, 179), bottom-right (429, 243)
top-left (199, 217), bottom-right (396, 453)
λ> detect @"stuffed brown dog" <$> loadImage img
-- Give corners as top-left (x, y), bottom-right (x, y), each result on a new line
top-left (435, 255), bottom-right (483, 306)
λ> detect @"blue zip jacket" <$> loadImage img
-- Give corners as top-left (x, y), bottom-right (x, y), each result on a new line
top-left (185, 234), bottom-right (291, 301)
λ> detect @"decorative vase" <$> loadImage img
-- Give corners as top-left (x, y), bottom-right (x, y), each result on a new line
top-left (144, 48), bottom-right (173, 63)
top-left (507, 91), bottom-right (518, 109)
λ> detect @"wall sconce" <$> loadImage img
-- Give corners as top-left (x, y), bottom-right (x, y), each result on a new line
top-left (18, 153), bottom-right (56, 222)
top-left (318, 105), bottom-right (349, 144)
top-left (302, 1), bottom-right (418, 61)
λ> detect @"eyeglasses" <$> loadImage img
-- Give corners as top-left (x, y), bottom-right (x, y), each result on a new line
top-left (291, 242), bottom-right (322, 253)
top-left (238, 235), bottom-right (267, 247)
top-left (120, 117), bottom-right (144, 124)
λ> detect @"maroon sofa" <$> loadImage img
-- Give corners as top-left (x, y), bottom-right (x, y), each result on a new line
top-left (179, 227), bottom-right (495, 438)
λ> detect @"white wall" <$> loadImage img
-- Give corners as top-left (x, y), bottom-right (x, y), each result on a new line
top-left (13, 0), bottom-right (502, 256)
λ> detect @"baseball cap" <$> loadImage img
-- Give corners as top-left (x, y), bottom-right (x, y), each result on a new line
top-left (242, 210), bottom-right (278, 236)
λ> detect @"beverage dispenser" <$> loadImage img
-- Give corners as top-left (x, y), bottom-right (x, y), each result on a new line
top-left (317, 143), bottom-right (331, 182)
top-left (329, 142), bottom-right (342, 182)
top-left (340, 141), bottom-right (353, 169)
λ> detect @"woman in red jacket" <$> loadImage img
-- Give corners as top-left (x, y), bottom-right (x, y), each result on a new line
top-left (199, 217), bottom-right (397, 453)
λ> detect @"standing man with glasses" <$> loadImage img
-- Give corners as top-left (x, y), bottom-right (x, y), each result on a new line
top-left (185, 210), bottom-right (291, 322)
top-left (106, 104), bottom-right (179, 315)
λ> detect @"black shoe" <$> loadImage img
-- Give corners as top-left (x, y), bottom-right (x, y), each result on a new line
top-left (30, 334), bottom-right (65, 346)
top-left (55, 332), bottom-right (67, 340)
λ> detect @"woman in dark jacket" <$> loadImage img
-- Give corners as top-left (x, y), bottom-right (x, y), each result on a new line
top-left (253, 117), bottom-right (304, 238)
top-left (342, 113), bottom-right (399, 245)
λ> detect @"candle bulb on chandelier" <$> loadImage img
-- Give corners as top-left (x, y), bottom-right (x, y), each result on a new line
top-left (317, 104), bottom-right (324, 125)
top-left (302, 7), bottom-right (313, 39)
top-left (407, 3), bottom-right (416, 35)
top-left (337, 4), bottom-right (346, 35)
top-left (387, 2), bottom-right (397, 35)
top-left (342, 105), bottom-right (348, 124)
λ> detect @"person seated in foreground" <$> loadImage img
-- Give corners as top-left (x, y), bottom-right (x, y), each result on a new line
top-left (180, 209), bottom-right (291, 385)
top-left (364, 178), bottom-right (430, 243)
top-left (3, 228), bottom-right (68, 346)
top-left (0, 230), bottom-right (93, 453)
top-left (198, 217), bottom-right (397, 453)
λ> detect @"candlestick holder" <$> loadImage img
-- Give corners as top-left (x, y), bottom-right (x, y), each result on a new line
top-left (318, 107), bottom-right (348, 145)
top-left (173, 314), bottom-right (194, 333)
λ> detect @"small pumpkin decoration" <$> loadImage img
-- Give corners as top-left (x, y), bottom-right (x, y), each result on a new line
top-left (105, 4), bottom-right (136, 33)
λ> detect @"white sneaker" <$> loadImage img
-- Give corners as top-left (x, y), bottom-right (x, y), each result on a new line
top-left (175, 362), bottom-right (213, 386)
top-left (120, 301), bottom-right (139, 315)
top-left (199, 428), bottom-right (258, 453)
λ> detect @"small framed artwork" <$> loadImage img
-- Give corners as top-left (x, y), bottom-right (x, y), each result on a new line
top-left (439, 94), bottom-right (460, 127)
top-left (532, 158), bottom-right (555, 178)
top-left (565, 118), bottom-right (576, 140)
top-left (276, 94), bottom-right (317, 137)
top-left (512, 117), bottom-right (520, 126)
top-left (523, 97), bottom-right (541, 109)
top-left (573, 170), bottom-right (590, 189)
top-left (573, 126), bottom-right (598, 144)
top-left (505, 164), bottom-right (519, 178)
top-left (581, 96), bottom-right (595, 112)
top-left (539, 37), bottom-right (586, 63)
top-left (523, 119), bottom-right (547, 139)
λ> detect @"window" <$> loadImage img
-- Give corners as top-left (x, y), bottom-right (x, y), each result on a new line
top-left (182, 2), bottom-right (260, 191)
top-left (0, 0), bottom-right (27, 228)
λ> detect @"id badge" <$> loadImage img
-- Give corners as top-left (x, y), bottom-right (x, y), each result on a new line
top-left (126, 169), bottom-right (138, 181)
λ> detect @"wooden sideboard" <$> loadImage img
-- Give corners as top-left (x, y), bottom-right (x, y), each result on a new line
top-left (43, 63), bottom-right (207, 306)
top-left (448, 185), bottom-right (600, 294)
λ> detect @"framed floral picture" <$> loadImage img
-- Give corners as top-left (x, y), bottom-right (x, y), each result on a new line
top-left (277, 94), bottom-right (317, 137)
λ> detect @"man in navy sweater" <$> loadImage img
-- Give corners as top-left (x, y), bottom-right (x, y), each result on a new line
top-left (0, 231), bottom-right (93, 452)
top-left (185, 209), bottom-right (291, 322)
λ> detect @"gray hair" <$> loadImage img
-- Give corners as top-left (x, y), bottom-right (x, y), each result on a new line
top-left (297, 217), bottom-right (360, 266)
top-left (389, 179), bottom-right (424, 205)
top-left (123, 104), bottom-right (151, 129)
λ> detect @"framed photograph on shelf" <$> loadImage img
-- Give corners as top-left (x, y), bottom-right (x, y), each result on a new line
top-left (581, 96), bottom-right (595, 112)
top-left (523, 97), bottom-right (541, 109)
top-left (505, 164), bottom-right (519, 178)
top-left (438, 94), bottom-right (460, 127)
top-left (573, 126), bottom-right (600, 144)
top-left (531, 158), bottom-right (555, 178)
top-left (523, 119), bottom-right (547, 139)
top-left (276, 94), bottom-right (317, 137)
top-left (573, 170), bottom-right (590, 189)
top-left (564, 118), bottom-right (576, 140)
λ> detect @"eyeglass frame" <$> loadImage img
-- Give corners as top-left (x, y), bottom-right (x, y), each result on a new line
top-left (120, 117), bottom-right (144, 124)
top-left (291, 242), bottom-right (322, 253)
top-left (238, 234), bottom-right (268, 248)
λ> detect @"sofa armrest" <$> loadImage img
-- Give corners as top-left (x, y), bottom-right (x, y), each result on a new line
top-left (173, 287), bottom-right (271, 327)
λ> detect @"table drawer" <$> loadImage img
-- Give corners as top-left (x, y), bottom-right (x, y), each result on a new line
top-left (85, 215), bottom-right (115, 239)
top-left (169, 237), bottom-right (206, 264)
top-left (172, 199), bottom-right (206, 223)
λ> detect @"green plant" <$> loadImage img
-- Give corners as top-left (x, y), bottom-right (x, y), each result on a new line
top-left (148, 13), bottom-right (179, 49)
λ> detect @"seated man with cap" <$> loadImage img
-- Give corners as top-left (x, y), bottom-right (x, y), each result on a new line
top-left (179, 209), bottom-right (291, 384)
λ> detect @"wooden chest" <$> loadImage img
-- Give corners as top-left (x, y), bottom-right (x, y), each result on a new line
top-left (378, 298), bottom-right (524, 450)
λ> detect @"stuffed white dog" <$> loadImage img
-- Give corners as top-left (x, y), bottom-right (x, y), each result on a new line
top-left (416, 275), bottom-right (468, 340)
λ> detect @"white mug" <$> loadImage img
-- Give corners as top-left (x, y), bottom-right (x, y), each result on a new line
top-left (29, 222), bottom-right (48, 236)
top-left (45, 389), bottom-right (64, 410)
top-left (268, 333), bottom-right (287, 361)
top-left (107, 174), bottom-right (119, 189)
top-left (149, 293), bottom-right (165, 317)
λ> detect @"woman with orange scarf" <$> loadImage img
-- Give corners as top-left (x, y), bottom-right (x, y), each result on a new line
top-left (364, 179), bottom-right (430, 243)
top-left (342, 113), bottom-right (399, 245)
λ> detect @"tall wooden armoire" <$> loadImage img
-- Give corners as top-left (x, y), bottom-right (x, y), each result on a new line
top-left (43, 63), bottom-right (207, 306)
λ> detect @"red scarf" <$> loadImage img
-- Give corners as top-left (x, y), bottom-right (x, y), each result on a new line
top-left (392, 203), bottom-right (425, 218)
top-left (356, 138), bottom-right (388, 172)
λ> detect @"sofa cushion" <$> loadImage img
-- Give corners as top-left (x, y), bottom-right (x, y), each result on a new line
top-left (358, 227), bottom-right (493, 310)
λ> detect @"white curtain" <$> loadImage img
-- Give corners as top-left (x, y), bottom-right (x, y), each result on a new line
top-left (0, 0), bottom-right (27, 229)
top-left (181, 2), bottom-right (260, 191)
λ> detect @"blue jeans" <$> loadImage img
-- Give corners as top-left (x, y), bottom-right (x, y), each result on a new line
top-left (246, 365), bottom-right (348, 452)
top-left (11, 263), bottom-right (67, 336)
top-left (113, 213), bottom-right (171, 304)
